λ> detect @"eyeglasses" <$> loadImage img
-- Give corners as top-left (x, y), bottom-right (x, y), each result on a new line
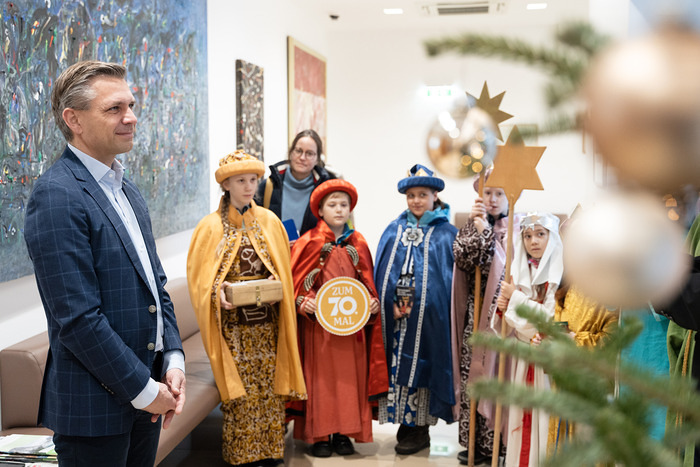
top-left (292, 147), bottom-right (318, 159)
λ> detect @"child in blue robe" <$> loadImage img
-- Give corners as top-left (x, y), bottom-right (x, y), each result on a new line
top-left (374, 164), bottom-right (458, 454)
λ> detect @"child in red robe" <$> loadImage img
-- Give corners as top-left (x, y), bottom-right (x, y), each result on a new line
top-left (290, 179), bottom-right (388, 457)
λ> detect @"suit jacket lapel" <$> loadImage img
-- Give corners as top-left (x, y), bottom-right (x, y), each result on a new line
top-left (61, 148), bottom-right (151, 288)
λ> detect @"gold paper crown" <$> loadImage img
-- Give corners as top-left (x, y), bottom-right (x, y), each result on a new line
top-left (215, 150), bottom-right (265, 183)
top-left (413, 167), bottom-right (430, 177)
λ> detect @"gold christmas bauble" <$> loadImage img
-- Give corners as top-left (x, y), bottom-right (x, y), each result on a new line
top-left (426, 105), bottom-right (497, 178)
top-left (563, 191), bottom-right (689, 309)
top-left (585, 25), bottom-right (700, 192)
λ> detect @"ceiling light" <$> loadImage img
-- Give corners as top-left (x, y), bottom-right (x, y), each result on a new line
top-left (383, 8), bottom-right (404, 15)
top-left (526, 3), bottom-right (547, 10)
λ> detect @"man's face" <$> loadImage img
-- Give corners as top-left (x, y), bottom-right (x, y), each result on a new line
top-left (69, 76), bottom-right (137, 163)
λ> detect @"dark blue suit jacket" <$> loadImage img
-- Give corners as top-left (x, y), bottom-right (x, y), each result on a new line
top-left (24, 147), bottom-right (183, 437)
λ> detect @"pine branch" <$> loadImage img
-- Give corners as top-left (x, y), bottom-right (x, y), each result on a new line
top-left (471, 379), bottom-right (684, 467)
top-left (471, 318), bottom-right (700, 422)
top-left (423, 22), bottom-right (606, 135)
top-left (555, 22), bottom-right (611, 57)
top-left (519, 113), bottom-right (582, 137)
top-left (665, 424), bottom-right (700, 449)
top-left (544, 433), bottom-right (681, 467)
top-left (469, 379), bottom-right (609, 426)
top-left (544, 79), bottom-right (579, 108)
top-left (424, 34), bottom-right (587, 82)
top-left (541, 439), bottom-right (609, 467)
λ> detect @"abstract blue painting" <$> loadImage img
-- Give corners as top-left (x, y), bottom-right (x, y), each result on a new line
top-left (0, 0), bottom-right (209, 282)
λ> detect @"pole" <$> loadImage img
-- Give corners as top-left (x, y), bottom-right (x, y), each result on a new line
top-left (467, 171), bottom-right (486, 467)
top-left (491, 194), bottom-right (516, 467)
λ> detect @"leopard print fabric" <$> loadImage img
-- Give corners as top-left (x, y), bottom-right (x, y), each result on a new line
top-left (217, 216), bottom-right (285, 464)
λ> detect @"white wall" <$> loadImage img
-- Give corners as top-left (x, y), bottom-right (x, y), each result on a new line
top-left (326, 26), bottom-right (600, 252)
top-left (590, 0), bottom-right (630, 38)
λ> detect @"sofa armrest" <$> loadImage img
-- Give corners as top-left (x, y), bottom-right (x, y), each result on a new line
top-left (0, 332), bottom-right (49, 431)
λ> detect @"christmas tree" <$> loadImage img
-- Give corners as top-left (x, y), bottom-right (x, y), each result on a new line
top-left (469, 305), bottom-right (700, 467)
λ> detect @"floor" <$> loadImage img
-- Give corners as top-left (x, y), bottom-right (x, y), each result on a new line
top-left (158, 407), bottom-right (496, 466)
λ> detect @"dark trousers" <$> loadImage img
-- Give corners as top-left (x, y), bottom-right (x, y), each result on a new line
top-left (54, 353), bottom-right (164, 467)
top-left (53, 410), bottom-right (161, 467)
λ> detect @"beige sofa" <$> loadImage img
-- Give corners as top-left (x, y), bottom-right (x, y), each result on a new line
top-left (0, 277), bottom-right (220, 465)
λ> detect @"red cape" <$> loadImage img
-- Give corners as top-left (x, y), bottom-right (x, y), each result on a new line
top-left (291, 221), bottom-right (389, 401)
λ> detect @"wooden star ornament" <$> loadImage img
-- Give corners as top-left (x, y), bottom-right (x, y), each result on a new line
top-left (485, 125), bottom-right (545, 201)
top-left (467, 82), bottom-right (514, 142)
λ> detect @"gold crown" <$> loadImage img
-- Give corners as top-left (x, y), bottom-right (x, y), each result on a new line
top-left (412, 167), bottom-right (430, 177)
top-left (215, 150), bottom-right (265, 183)
top-left (219, 150), bottom-right (259, 167)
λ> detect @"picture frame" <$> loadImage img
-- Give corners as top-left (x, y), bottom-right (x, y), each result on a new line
top-left (287, 37), bottom-right (327, 153)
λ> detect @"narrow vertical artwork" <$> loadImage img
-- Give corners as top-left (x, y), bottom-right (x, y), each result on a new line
top-left (287, 37), bottom-right (326, 150)
top-left (0, 0), bottom-right (209, 283)
top-left (235, 59), bottom-right (264, 160)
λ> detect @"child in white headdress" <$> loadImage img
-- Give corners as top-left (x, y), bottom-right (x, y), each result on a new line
top-left (495, 212), bottom-right (563, 467)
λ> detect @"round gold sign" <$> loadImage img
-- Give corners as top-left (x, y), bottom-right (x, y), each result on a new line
top-left (316, 276), bottom-right (371, 336)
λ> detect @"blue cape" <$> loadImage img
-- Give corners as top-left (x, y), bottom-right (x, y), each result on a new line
top-left (374, 208), bottom-right (458, 422)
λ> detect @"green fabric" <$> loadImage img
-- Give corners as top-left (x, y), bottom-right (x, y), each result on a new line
top-left (665, 215), bottom-right (700, 466)
top-left (666, 321), bottom-right (695, 466)
top-left (686, 215), bottom-right (700, 256)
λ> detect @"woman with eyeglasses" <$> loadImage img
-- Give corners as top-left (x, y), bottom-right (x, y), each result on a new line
top-left (255, 129), bottom-right (336, 239)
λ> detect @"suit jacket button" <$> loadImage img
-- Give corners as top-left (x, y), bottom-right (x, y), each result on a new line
top-left (148, 305), bottom-right (156, 313)
top-left (147, 343), bottom-right (155, 351)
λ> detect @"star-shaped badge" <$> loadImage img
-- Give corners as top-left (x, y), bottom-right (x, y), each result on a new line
top-left (485, 125), bottom-right (545, 202)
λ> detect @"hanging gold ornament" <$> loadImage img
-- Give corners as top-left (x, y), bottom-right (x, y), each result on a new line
top-left (426, 105), bottom-right (497, 179)
top-left (584, 24), bottom-right (700, 192)
top-left (563, 191), bottom-right (690, 309)
top-left (426, 82), bottom-right (510, 179)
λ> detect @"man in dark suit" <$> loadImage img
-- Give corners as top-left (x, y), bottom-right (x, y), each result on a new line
top-left (24, 60), bottom-right (186, 467)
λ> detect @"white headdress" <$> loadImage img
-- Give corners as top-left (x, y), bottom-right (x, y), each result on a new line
top-left (511, 212), bottom-right (564, 296)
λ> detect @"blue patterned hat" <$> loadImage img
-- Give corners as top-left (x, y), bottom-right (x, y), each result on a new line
top-left (397, 164), bottom-right (445, 194)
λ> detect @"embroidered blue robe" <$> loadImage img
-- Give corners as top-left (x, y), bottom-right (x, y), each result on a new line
top-left (374, 207), bottom-right (458, 422)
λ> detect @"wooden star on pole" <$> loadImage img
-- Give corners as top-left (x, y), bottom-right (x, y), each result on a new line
top-left (467, 82), bottom-right (513, 142)
top-left (485, 124), bottom-right (546, 467)
top-left (485, 125), bottom-right (545, 201)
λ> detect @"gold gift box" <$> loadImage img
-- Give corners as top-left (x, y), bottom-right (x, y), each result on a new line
top-left (225, 279), bottom-right (283, 307)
